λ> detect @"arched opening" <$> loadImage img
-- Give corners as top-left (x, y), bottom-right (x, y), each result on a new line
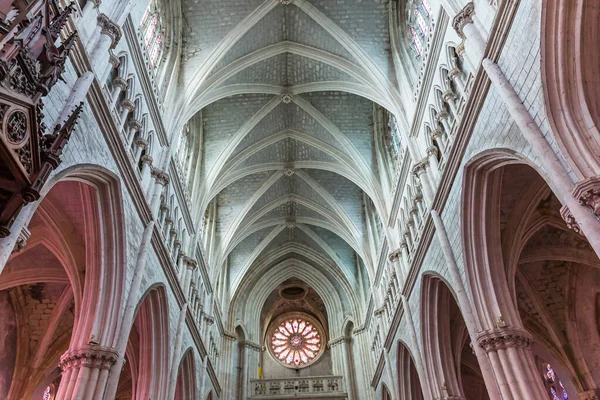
top-left (396, 341), bottom-right (424, 400)
top-left (421, 274), bottom-right (489, 399)
top-left (0, 170), bottom-right (125, 399)
top-left (462, 152), bottom-right (600, 396)
top-left (174, 349), bottom-right (197, 400)
top-left (115, 286), bottom-right (171, 400)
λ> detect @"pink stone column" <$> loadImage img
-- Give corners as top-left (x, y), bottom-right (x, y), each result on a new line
top-left (482, 59), bottom-right (600, 257)
top-left (54, 345), bottom-right (119, 400)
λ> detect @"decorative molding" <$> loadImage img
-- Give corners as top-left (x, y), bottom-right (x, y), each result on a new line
top-left (476, 328), bottom-right (534, 352)
top-left (452, 2), bottom-right (475, 39)
top-left (59, 345), bottom-right (119, 371)
top-left (97, 14), bottom-right (122, 48)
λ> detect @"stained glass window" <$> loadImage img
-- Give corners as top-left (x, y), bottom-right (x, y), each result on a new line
top-left (421, 0), bottom-right (433, 17)
top-left (271, 318), bottom-right (322, 367)
top-left (42, 385), bottom-right (52, 400)
top-left (546, 364), bottom-right (556, 383)
top-left (140, 3), bottom-right (164, 70)
top-left (410, 27), bottom-right (423, 56)
top-left (543, 363), bottom-right (569, 400)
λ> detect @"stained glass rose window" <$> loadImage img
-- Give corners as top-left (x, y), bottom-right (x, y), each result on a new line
top-left (270, 317), bottom-right (323, 368)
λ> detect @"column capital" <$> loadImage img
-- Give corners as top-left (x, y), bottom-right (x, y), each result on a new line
top-left (573, 176), bottom-right (600, 218)
top-left (578, 389), bottom-right (600, 400)
top-left (121, 99), bottom-right (135, 112)
top-left (452, 2), bottom-right (475, 39)
top-left (435, 110), bottom-right (450, 122)
top-left (140, 154), bottom-right (153, 166)
top-left (442, 89), bottom-right (456, 103)
top-left (59, 345), bottom-right (119, 371)
top-left (151, 169), bottom-right (170, 186)
top-left (185, 257), bottom-right (198, 270)
top-left (448, 67), bottom-right (463, 81)
top-left (129, 119), bottom-right (142, 131)
top-left (412, 158), bottom-right (430, 176)
top-left (97, 14), bottom-right (122, 48)
top-left (108, 54), bottom-right (121, 68)
top-left (560, 206), bottom-right (584, 236)
top-left (113, 76), bottom-right (128, 90)
top-left (430, 128), bottom-right (444, 140)
top-left (134, 137), bottom-right (147, 149)
top-left (476, 328), bottom-right (533, 353)
top-left (388, 249), bottom-right (401, 262)
top-left (426, 146), bottom-right (438, 157)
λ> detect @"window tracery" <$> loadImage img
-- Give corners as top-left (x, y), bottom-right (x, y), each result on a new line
top-left (406, 0), bottom-right (433, 58)
top-left (386, 114), bottom-right (403, 169)
top-left (270, 317), bottom-right (322, 368)
top-left (140, 2), bottom-right (164, 70)
top-left (42, 385), bottom-right (54, 400)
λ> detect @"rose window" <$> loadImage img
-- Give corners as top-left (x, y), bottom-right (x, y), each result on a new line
top-left (271, 318), bottom-right (322, 367)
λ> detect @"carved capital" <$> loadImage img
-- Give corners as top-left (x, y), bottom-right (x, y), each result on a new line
top-left (185, 257), bottom-right (198, 270)
top-left (173, 239), bottom-right (182, 248)
top-left (121, 99), bottom-right (135, 112)
top-left (476, 328), bottom-right (533, 353)
top-left (452, 2), bottom-right (475, 39)
top-left (97, 14), bottom-right (122, 48)
top-left (430, 128), bottom-right (443, 140)
top-left (108, 54), bottom-right (121, 68)
top-left (164, 217), bottom-right (174, 226)
top-left (435, 110), bottom-right (450, 122)
top-left (560, 206), bottom-right (584, 237)
top-left (426, 146), bottom-right (438, 157)
top-left (412, 158), bottom-right (429, 176)
top-left (113, 76), bottom-right (128, 90)
top-left (129, 119), bottom-right (142, 132)
top-left (134, 137), bottom-right (147, 149)
top-left (328, 336), bottom-right (349, 348)
top-left (59, 345), bottom-right (119, 372)
top-left (151, 169), bottom-right (170, 186)
top-left (573, 176), bottom-right (600, 217)
top-left (442, 89), bottom-right (456, 103)
top-left (448, 67), bottom-right (463, 81)
top-left (388, 250), bottom-right (401, 262)
top-left (578, 389), bottom-right (600, 400)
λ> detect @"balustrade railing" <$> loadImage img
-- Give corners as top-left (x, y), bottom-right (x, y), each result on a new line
top-left (250, 376), bottom-right (345, 398)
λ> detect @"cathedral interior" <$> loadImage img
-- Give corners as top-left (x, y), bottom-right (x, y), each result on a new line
top-left (0, 0), bottom-right (599, 399)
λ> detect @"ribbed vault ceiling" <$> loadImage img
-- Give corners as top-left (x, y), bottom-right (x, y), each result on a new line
top-left (177, 0), bottom-right (399, 299)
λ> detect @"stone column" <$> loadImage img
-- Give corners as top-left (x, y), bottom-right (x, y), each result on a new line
top-left (443, 89), bottom-right (458, 117)
top-left (140, 155), bottom-right (153, 189)
top-left (482, 59), bottom-right (600, 256)
top-left (476, 329), bottom-right (548, 399)
top-left (412, 159), bottom-right (434, 206)
top-left (426, 146), bottom-right (440, 182)
top-left (109, 77), bottom-right (127, 108)
top-left (448, 67), bottom-right (466, 95)
top-left (401, 295), bottom-right (432, 400)
top-left (432, 209), bottom-right (534, 400)
top-left (431, 128), bottom-right (447, 154)
top-left (133, 138), bottom-right (147, 164)
top-left (388, 250), bottom-right (404, 285)
top-left (55, 345), bottom-right (118, 400)
top-left (452, 3), bottom-right (487, 69)
top-left (54, 71), bottom-right (94, 129)
top-left (81, 0), bottom-right (101, 20)
top-left (183, 257), bottom-right (198, 298)
top-left (89, 14), bottom-right (121, 73)
top-left (436, 110), bottom-right (452, 134)
top-left (118, 99), bottom-right (135, 132)
top-left (126, 119), bottom-right (142, 148)
top-left (167, 305), bottom-right (188, 400)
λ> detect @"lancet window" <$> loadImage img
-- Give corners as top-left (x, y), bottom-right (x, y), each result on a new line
top-left (407, 0), bottom-right (433, 58)
top-left (140, 2), bottom-right (164, 69)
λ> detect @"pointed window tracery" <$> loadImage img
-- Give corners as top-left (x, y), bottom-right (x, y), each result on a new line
top-left (406, 0), bottom-right (433, 58)
top-left (271, 317), bottom-right (322, 367)
top-left (140, 3), bottom-right (164, 71)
